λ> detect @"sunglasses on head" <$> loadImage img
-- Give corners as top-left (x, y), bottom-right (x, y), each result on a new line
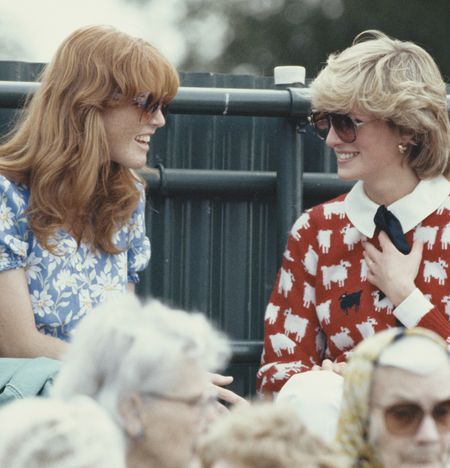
top-left (375, 399), bottom-right (450, 436)
top-left (133, 92), bottom-right (169, 118)
top-left (309, 111), bottom-right (373, 143)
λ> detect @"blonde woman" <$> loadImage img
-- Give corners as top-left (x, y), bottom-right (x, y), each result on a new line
top-left (0, 25), bottom-right (179, 358)
top-left (258, 30), bottom-right (450, 396)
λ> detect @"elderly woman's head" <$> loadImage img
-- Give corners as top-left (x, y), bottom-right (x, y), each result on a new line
top-left (337, 327), bottom-right (450, 468)
top-left (197, 402), bottom-right (350, 468)
top-left (52, 293), bottom-right (230, 468)
top-left (0, 396), bottom-right (125, 468)
top-left (310, 30), bottom-right (450, 178)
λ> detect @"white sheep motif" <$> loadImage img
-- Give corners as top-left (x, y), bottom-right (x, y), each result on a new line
top-left (341, 224), bottom-right (363, 251)
top-left (356, 318), bottom-right (378, 339)
top-left (269, 333), bottom-right (297, 357)
top-left (290, 212), bottom-right (310, 241)
top-left (323, 201), bottom-right (346, 220)
top-left (317, 229), bottom-right (332, 254)
top-left (283, 308), bottom-right (308, 342)
top-left (442, 296), bottom-right (450, 320)
top-left (316, 299), bottom-right (332, 325)
top-left (414, 225), bottom-right (439, 250)
top-left (303, 281), bottom-right (315, 308)
top-left (302, 244), bottom-right (318, 275)
top-left (360, 258), bottom-right (368, 281)
top-left (423, 258), bottom-right (448, 285)
top-left (330, 326), bottom-right (354, 351)
top-left (270, 361), bottom-right (307, 383)
top-left (371, 291), bottom-right (394, 313)
top-left (264, 303), bottom-right (280, 325)
top-left (278, 268), bottom-right (294, 298)
top-left (321, 260), bottom-right (351, 290)
top-left (441, 223), bottom-right (450, 250)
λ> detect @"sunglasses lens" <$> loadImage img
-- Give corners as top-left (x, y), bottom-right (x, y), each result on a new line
top-left (432, 400), bottom-right (450, 430)
top-left (385, 404), bottom-right (423, 435)
top-left (310, 112), bottom-right (330, 140)
top-left (331, 114), bottom-right (357, 143)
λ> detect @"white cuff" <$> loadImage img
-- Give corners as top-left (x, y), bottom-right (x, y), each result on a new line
top-left (393, 288), bottom-right (433, 328)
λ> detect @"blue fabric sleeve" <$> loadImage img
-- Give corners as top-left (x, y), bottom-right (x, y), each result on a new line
top-left (0, 176), bottom-right (29, 272)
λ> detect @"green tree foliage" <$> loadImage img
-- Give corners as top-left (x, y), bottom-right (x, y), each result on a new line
top-left (179, 0), bottom-right (449, 81)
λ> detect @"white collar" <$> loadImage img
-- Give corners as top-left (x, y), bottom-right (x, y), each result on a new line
top-left (344, 176), bottom-right (450, 237)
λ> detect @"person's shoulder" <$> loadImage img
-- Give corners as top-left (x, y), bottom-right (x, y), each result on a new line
top-left (306, 193), bottom-right (348, 221)
top-left (0, 174), bottom-right (29, 208)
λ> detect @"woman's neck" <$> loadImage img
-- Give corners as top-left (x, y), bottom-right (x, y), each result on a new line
top-left (363, 169), bottom-right (420, 206)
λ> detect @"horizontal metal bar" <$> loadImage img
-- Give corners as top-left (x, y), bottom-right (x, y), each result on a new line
top-left (142, 167), bottom-right (353, 199)
top-left (171, 86), bottom-right (311, 117)
top-left (0, 80), bottom-right (40, 107)
top-left (0, 80), bottom-right (310, 117)
top-left (230, 340), bottom-right (263, 364)
top-left (1, 80), bottom-right (449, 117)
top-left (143, 167), bottom-right (276, 197)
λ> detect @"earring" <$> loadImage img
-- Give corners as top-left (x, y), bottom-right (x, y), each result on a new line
top-left (398, 143), bottom-right (408, 154)
top-left (136, 427), bottom-right (145, 441)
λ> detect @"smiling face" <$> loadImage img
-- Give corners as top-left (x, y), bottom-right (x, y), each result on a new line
top-left (369, 364), bottom-right (450, 468)
top-left (101, 102), bottom-right (166, 169)
top-left (324, 112), bottom-right (419, 203)
top-left (325, 114), bottom-right (403, 181)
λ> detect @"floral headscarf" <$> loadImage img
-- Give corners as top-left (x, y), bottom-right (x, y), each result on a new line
top-left (336, 327), bottom-right (449, 467)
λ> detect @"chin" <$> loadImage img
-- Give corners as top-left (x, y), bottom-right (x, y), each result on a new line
top-left (336, 171), bottom-right (359, 182)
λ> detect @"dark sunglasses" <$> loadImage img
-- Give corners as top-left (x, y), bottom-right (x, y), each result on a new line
top-left (309, 111), bottom-right (374, 143)
top-left (375, 399), bottom-right (450, 436)
top-left (133, 92), bottom-right (169, 118)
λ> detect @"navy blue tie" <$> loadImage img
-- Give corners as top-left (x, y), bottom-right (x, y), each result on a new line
top-left (373, 205), bottom-right (411, 254)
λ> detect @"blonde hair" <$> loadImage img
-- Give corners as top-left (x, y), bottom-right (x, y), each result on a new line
top-left (197, 402), bottom-right (350, 468)
top-left (0, 25), bottom-right (179, 253)
top-left (310, 30), bottom-right (450, 178)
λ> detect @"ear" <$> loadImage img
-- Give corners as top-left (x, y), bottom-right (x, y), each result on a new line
top-left (118, 392), bottom-right (145, 438)
top-left (398, 129), bottom-right (416, 146)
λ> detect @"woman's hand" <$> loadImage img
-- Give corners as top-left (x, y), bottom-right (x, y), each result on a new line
top-left (363, 231), bottom-right (423, 306)
top-left (311, 359), bottom-right (346, 375)
top-left (208, 373), bottom-right (248, 409)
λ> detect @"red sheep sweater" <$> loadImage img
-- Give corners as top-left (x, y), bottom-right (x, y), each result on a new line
top-left (257, 177), bottom-right (450, 398)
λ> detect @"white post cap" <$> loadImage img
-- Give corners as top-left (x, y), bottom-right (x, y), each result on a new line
top-left (274, 66), bottom-right (306, 86)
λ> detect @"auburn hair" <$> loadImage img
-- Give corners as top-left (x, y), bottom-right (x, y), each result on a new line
top-left (0, 25), bottom-right (179, 253)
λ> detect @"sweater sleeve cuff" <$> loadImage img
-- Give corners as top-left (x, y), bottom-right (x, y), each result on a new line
top-left (393, 288), bottom-right (433, 328)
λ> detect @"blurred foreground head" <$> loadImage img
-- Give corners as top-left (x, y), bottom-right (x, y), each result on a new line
top-left (198, 401), bottom-right (350, 468)
top-left (0, 396), bottom-right (125, 468)
top-left (52, 293), bottom-right (230, 468)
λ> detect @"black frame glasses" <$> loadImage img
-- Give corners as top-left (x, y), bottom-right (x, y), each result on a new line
top-left (374, 399), bottom-right (450, 435)
top-left (309, 111), bottom-right (374, 143)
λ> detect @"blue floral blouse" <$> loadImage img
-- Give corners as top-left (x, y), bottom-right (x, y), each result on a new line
top-left (0, 175), bottom-right (151, 340)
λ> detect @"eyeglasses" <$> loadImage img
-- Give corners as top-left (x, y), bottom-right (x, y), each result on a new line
top-left (132, 92), bottom-right (169, 118)
top-left (309, 111), bottom-right (375, 143)
top-left (142, 391), bottom-right (217, 409)
top-left (374, 400), bottom-right (450, 435)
